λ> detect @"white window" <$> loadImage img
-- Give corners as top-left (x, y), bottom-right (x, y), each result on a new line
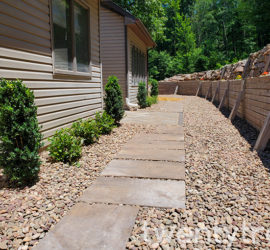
top-left (52, 0), bottom-right (91, 76)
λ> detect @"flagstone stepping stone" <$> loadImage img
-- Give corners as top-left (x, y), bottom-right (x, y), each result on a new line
top-left (122, 111), bottom-right (179, 125)
top-left (34, 203), bottom-right (138, 250)
top-left (116, 148), bottom-right (185, 162)
top-left (80, 177), bottom-right (185, 208)
top-left (131, 133), bottom-right (184, 142)
top-left (124, 141), bottom-right (184, 150)
top-left (155, 125), bottom-right (184, 135)
top-left (178, 112), bottom-right (184, 125)
top-left (102, 159), bottom-right (185, 180)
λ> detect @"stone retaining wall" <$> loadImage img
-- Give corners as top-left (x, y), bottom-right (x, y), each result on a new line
top-left (163, 44), bottom-right (270, 82)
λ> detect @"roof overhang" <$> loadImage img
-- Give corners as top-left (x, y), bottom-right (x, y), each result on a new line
top-left (101, 0), bottom-right (156, 48)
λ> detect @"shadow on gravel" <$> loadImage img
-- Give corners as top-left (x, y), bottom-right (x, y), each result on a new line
top-left (0, 170), bottom-right (38, 190)
top-left (211, 102), bottom-right (270, 173)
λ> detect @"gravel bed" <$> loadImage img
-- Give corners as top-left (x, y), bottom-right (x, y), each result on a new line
top-left (127, 96), bottom-right (270, 249)
top-left (0, 123), bottom-right (155, 250)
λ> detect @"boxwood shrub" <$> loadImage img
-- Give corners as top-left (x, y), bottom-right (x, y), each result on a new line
top-left (48, 128), bottom-right (82, 165)
top-left (0, 79), bottom-right (42, 186)
top-left (95, 111), bottom-right (115, 134)
top-left (72, 118), bottom-right (100, 145)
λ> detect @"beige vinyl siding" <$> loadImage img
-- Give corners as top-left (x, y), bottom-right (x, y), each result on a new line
top-left (127, 27), bottom-right (148, 103)
top-left (100, 7), bottom-right (126, 99)
top-left (0, 0), bottom-right (102, 145)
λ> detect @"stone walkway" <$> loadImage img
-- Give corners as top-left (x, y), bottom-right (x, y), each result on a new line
top-left (35, 96), bottom-right (185, 250)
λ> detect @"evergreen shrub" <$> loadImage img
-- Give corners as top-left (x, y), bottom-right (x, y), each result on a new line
top-left (146, 96), bottom-right (158, 107)
top-left (150, 79), bottom-right (159, 96)
top-left (137, 82), bottom-right (147, 108)
top-left (95, 111), bottom-right (116, 134)
top-left (48, 128), bottom-right (82, 165)
top-left (104, 76), bottom-right (124, 124)
top-left (72, 119), bottom-right (100, 145)
top-left (0, 79), bottom-right (42, 186)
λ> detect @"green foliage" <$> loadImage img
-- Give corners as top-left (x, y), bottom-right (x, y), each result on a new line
top-left (48, 111), bottom-right (117, 165)
top-left (48, 128), bottom-right (82, 165)
top-left (150, 79), bottom-right (159, 96)
top-left (137, 82), bottom-right (147, 109)
top-left (95, 111), bottom-right (116, 135)
top-left (104, 76), bottom-right (124, 124)
top-left (146, 95), bottom-right (158, 107)
top-left (191, 0), bottom-right (269, 69)
top-left (72, 119), bottom-right (100, 145)
top-left (147, 1), bottom-right (200, 79)
top-left (112, 0), bottom-right (167, 42)
top-left (115, 0), bottom-right (270, 79)
top-left (0, 79), bottom-right (42, 186)
top-left (238, 0), bottom-right (270, 48)
top-left (148, 50), bottom-right (175, 80)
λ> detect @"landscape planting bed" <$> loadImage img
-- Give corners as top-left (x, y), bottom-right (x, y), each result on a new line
top-left (1, 96), bottom-right (270, 249)
top-left (0, 124), bottom-right (155, 250)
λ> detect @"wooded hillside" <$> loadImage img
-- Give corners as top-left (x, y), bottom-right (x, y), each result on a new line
top-left (113, 0), bottom-right (270, 80)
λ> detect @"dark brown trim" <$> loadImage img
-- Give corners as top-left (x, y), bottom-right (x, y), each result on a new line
top-left (124, 24), bottom-right (129, 99)
top-left (49, 0), bottom-right (55, 73)
top-left (127, 22), bottom-right (156, 48)
top-left (71, 0), bottom-right (77, 72)
top-left (146, 48), bottom-right (149, 91)
top-left (135, 19), bottom-right (156, 47)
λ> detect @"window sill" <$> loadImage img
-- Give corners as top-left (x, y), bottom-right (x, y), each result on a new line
top-left (53, 69), bottom-right (92, 80)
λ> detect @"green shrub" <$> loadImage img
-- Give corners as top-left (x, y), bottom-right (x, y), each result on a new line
top-left (150, 79), bottom-right (159, 96)
top-left (146, 96), bottom-right (152, 107)
top-left (48, 128), bottom-right (82, 165)
top-left (146, 95), bottom-right (158, 107)
top-left (137, 82), bottom-right (147, 108)
top-left (0, 79), bottom-right (42, 186)
top-left (72, 118), bottom-right (100, 145)
top-left (95, 111), bottom-right (116, 134)
top-left (152, 95), bottom-right (158, 104)
top-left (104, 76), bottom-right (124, 124)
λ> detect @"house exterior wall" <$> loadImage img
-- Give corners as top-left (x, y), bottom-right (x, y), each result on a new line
top-left (127, 27), bottom-right (148, 103)
top-left (100, 6), bottom-right (126, 99)
top-left (0, 0), bottom-right (102, 145)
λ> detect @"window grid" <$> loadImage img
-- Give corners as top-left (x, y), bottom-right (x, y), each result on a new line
top-left (132, 45), bottom-right (146, 85)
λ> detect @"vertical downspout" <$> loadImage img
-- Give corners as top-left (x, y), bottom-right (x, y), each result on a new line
top-left (98, 0), bottom-right (104, 109)
top-left (124, 24), bottom-right (129, 100)
top-left (146, 48), bottom-right (149, 94)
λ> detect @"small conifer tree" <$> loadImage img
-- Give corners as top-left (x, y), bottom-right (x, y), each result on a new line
top-left (104, 76), bottom-right (124, 124)
top-left (150, 79), bottom-right (159, 96)
top-left (137, 82), bottom-right (147, 108)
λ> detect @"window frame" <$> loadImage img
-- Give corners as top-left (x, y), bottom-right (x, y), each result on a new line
top-left (50, 0), bottom-right (92, 79)
top-left (131, 44), bottom-right (146, 85)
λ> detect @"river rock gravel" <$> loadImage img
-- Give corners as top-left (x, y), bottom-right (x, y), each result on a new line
top-left (0, 123), bottom-right (155, 250)
top-left (127, 96), bottom-right (270, 249)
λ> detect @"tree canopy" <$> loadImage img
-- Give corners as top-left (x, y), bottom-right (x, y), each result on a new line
top-left (113, 0), bottom-right (270, 80)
